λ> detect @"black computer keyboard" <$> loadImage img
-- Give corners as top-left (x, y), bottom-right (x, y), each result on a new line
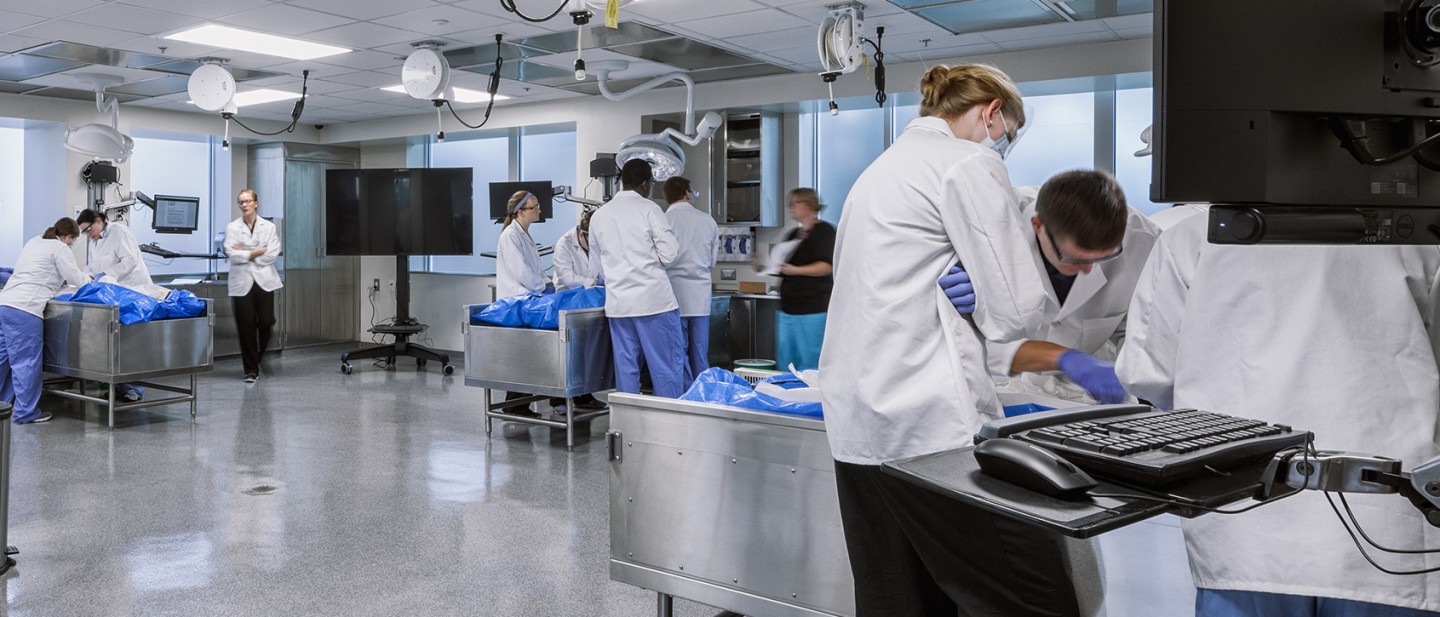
top-left (977, 405), bottom-right (1310, 486)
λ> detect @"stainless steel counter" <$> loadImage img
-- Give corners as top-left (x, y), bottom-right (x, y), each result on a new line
top-left (156, 278), bottom-right (286, 359)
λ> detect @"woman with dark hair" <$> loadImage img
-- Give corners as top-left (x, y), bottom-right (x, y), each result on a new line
top-left (0, 218), bottom-right (89, 424)
top-left (76, 208), bottom-right (154, 402)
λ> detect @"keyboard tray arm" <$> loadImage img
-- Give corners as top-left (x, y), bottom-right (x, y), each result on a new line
top-left (1261, 450), bottom-right (1440, 528)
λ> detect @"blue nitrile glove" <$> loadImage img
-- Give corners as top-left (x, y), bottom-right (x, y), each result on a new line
top-left (543, 282), bottom-right (556, 294)
top-left (938, 266), bottom-right (976, 314)
top-left (594, 276), bottom-right (605, 287)
top-left (1057, 350), bottom-right (1127, 404)
top-left (93, 272), bottom-right (106, 281)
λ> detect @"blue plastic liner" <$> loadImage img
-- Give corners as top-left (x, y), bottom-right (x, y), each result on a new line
top-left (62, 283), bottom-right (205, 325)
top-left (1003, 403), bottom-right (1054, 417)
top-left (0, 267), bottom-right (12, 287)
top-left (474, 286), bottom-right (606, 329)
top-left (680, 367), bottom-right (824, 418)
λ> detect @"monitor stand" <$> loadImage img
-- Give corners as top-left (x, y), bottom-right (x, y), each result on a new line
top-left (340, 255), bottom-right (454, 376)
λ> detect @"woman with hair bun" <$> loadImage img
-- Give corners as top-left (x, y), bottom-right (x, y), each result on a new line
top-left (0, 217), bottom-right (89, 424)
top-left (820, 64), bottom-right (1077, 615)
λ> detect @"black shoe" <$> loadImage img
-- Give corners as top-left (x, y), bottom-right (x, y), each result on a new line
top-left (507, 406), bottom-right (542, 419)
top-left (25, 412), bottom-right (53, 424)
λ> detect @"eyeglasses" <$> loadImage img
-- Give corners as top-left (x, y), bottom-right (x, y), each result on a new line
top-left (79, 224), bottom-right (92, 234)
top-left (1044, 226), bottom-right (1122, 265)
top-left (238, 198), bottom-right (256, 205)
top-left (518, 205), bottom-right (540, 212)
top-left (687, 189), bottom-right (701, 199)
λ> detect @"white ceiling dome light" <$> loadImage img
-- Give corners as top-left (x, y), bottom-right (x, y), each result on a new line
top-left (187, 61), bottom-right (236, 113)
top-left (64, 73), bottom-right (133, 163)
top-left (402, 45), bottom-right (451, 100)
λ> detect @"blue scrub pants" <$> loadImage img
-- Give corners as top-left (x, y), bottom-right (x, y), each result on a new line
top-left (1197, 589), bottom-right (1440, 617)
top-left (680, 315), bottom-right (709, 386)
top-left (776, 310), bottom-right (827, 371)
top-left (610, 309), bottom-right (685, 398)
top-left (0, 306), bottom-right (45, 423)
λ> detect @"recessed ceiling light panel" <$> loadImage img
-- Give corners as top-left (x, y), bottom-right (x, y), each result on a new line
top-left (166, 25), bottom-right (350, 61)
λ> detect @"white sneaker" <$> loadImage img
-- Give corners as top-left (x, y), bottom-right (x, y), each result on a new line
top-left (244, 374), bottom-right (258, 384)
top-left (121, 391), bottom-right (141, 402)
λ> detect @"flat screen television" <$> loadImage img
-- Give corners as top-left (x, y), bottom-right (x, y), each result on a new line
top-left (151, 194), bottom-right (199, 234)
top-left (489, 181), bottom-right (553, 222)
top-left (325, 168), bottom-right (474, 256)
top-left (1154, 0), bottom-right (1440, 207)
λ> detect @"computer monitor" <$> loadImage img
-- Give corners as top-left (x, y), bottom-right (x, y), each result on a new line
top-left (151, 195), bottom-right (200, 234)
top-left (489, 181), bottom-right (554, 222)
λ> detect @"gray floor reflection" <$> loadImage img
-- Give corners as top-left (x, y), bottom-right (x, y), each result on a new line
top-left (4, 345), bottom-right (723, 616)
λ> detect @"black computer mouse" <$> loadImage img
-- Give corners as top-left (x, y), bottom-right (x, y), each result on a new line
top-left (974, 438), bottom-right (1098, 499)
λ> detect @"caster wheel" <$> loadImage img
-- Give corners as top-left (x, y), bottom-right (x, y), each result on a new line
top-left (442, 364), bottom-right (456, 376)
top-left (341, 363), bottom-right (353, 375)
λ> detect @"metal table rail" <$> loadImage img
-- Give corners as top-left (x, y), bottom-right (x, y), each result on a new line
top-left (464, 304), bottom-right (614, 450)
top-left (41, 299), bottom-right (214, 428)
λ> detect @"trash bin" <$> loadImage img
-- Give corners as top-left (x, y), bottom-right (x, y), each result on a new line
top-left (0, 402), bottom-right (12, 573)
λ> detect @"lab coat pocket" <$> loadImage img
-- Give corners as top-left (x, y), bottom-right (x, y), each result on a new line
top-left (1077, 314), bottom-right (1125, 356)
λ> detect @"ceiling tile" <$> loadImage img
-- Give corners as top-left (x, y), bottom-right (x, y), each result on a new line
top-left (527, 49), bottom-right (686, 80)
top-left (0, 34), bottom-right (46, 54)
top-left (372, 36), bottom-right (472, 58)
top-left (113, 0), bottom-right (273, 20)
top-left (288, 0), bottom-right (442, 21)
top-left (764, 45), bottom-right (821, 66)
top-left (0, 10), bottom-right (46, 32)
top-left (327, 87), bottom-right (390, 101)
top-left (850, 10), bottom-right (948, 36)
top-left (305, 22), bottom-right (430, 49)
top-left (0, 0), bottom-right (106, 19)
top-left (24, 64), bottom-right (163, 87)
top-left (915, 0), bottom-right (1062, 34)
top-left (992, 30), bottom-right (1119, 51)
top-left (982, 19), bottom-right (1110, 42)
top-left (322, 70), bottom-right (400, 88)
top-left (883, 33), bottom-right (993, 54)
top-left (330, 100), bottom-right (416, 114)
top-left (12, 21), bottom-right (141, 47)
top-left (675, 8), bottom-right (811, 40)
top-left (221, 4), bottom-right (356, 37)
top-left (109, 36), bottom-right (224, 60)
top-left (254, 62), bottom-right (364, 80)
top-left (1102, 13), bottom-right (1153, 30)
top-left (286, 50), bottom-right (406, 73)
top-left (65, 4), bottom-right (205, 36)
top-left (1113, 26), bottom-right (1153, 39)
top-left (624, 0), bottom-right (767, 24)
top-left (373, 4), bottom-right (511, 37)
top-left (718, 26), bottom-right (813, 53)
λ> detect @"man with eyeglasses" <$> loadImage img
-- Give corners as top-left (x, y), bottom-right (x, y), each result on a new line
top-left (984, 169), bottom-right (1161, 404)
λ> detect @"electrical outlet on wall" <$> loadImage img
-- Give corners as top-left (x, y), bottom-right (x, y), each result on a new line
top-left (371, 278), bottom-right (380, 292)
top-left (388, 279), bottom-right (395, 293)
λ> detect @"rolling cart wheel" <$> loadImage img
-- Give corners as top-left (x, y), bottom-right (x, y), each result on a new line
top-left (341, 363), bottom-right (353, 375)
top-left (442, 364), bottom-right (456, 376)
top-left (417, 358), bottom-right (427, 369)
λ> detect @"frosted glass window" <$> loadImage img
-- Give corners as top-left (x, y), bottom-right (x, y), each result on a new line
top-left (127, 137), bottom-right (213, 276)
top-left (815, 106), bottom-right (886, 224)
top-left (1114, 87), bottom-right (1165, 215)
top-left (892, 104), bottom-right (920, 142)
top-left (518, 128), bottom-right (577, 259)
top-left (0, 127), bottom-right (22, 267)
top-left (1004, 92), bottom-right (1094, 188)
top-left (427, 135), bottom-right (509, 275)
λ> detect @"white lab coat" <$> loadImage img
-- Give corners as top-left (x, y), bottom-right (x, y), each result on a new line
top-left (86, 222), bottom-right (153, 288)
top-left (987, 192), bottom-right (1162, 404)
top-left (819, 116), bottom-right (1048, 466)
top-left (224, 216), bottom-right (282, 296)
top-left (588, 190), bottom-right (680, 318)
top-left (552, 227), bottom-right (599, 291)
top-left (0, 237), bottom-right (90, 317)
top-left (1147, 203), bottom-right (1209, 231)
top-left (664, 201), bottom-right (718, 317)
top-left (1116, 214), bottom-right (1440, 612)
top-left (495, 222), bottom-right (546, 299)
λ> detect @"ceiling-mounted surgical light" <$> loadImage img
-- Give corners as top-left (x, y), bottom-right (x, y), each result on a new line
top-left (64, 73), bottom-right (133, 163)
top-left (589, 60), bottom-right (724, 180)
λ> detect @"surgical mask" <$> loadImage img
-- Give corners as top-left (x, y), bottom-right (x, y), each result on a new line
top-left (980, 108), bottom-right (1016, 159)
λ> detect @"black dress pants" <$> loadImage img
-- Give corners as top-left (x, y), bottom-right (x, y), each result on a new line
top-left (833, 460), bottom-right (1080, 617)
top-left (232, 285), bottom-right (275, 377)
